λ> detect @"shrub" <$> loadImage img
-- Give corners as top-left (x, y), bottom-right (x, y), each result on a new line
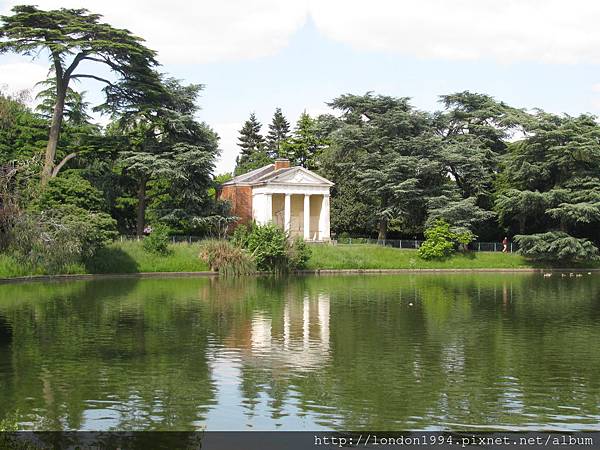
top-left (34, 172), bottom-right (106, 211)
top-left (9, 205), bottom-right (117, 273)
top-left (418, 219), bottom-right (473, 260)
top-left (288, 236), bottom-right (311, 270)
top-left (199, 239), bottom-right (255, 276)
top-left (245, 223), bottom-right (289, 272)
top-left (231, 223), bottom-right (253, 248)
top-left (234, 223), bottom-right (311, 272)
top-left (515, 232), bottom-right (599, 263)
top-left (142, 223), bottom-right (171, 255)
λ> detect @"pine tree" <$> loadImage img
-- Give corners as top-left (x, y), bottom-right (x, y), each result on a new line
top-left (284, 112), bottom-right (325, 169)
top-left (235, 113), bottom-right (270, 176)
top-left (266, 108), bottom-right (290, 158)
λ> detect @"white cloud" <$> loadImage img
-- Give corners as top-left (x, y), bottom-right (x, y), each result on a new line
top-left (5, 0), bottom-right (600, 65)
top-left (1, 0), bottom-right (308, 64)
top-left (310, 0), bottom-right (600, 64)
top-left (212, 122), bottom-right (242, 174)
top-left (592, 84), bottom-right (600, 93)
top-left (0, 62), bottom-right (48, 95)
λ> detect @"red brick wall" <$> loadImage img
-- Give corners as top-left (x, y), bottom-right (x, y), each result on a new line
top-left (218, 185), bottom-right (253, 225)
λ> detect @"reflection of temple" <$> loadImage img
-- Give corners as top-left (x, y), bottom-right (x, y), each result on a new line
top-left (243, 293), bottom-right (331, 370)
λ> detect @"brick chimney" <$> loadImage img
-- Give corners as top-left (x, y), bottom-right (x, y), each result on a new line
top-left (274, 158), bottom-right (291, 171)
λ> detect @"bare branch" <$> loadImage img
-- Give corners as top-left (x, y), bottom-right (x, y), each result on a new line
top-left (51, 152), bottom-right (79, 177)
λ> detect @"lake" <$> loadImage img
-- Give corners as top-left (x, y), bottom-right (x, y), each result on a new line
top-left (0, 273), bottom-right (599, 431)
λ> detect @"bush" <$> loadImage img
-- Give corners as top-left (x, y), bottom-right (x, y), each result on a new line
top-left (234, 223), bottom-right (311, 272)
top-left (199, 239), bottom-right (255, 276)
top-left (142, 224), bottom-right (171, 255)
top-left (245, 223), bottom-right (289, 272)
top-left (231, 223), bottom-right (253, 249)
top-left (34, 172), bottom-right (106, 211)
top-left (9, 205), bottom-right (117, 273)
top-left (288, 236), bottom-right (311, 270)
top-left (418, 219), bottom-right (473, 260)
top-left (515, 232), bottom-right (599, 263)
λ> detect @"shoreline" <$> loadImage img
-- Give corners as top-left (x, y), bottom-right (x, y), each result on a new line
top-left (1, 267), bottom-right (599, 284)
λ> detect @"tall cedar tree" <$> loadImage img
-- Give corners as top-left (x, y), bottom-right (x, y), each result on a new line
top-left (0, 5), bottom-right (160, 183)
top-left (114, 77), bottom-right (218, 236)
top-left (496, 112), bottom-right (600, 261)
top-left (235, 113), bottom-right (270, 175)
top-left (266, 107), bottom-right (290, 158)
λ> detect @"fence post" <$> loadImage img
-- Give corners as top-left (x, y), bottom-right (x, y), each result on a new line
top-left (172, 236), bottom-right (175, 244)
top-left (399, 240), bottom-right (402, 249)
top-left (510, 243), bottom-right (513, 253)
top-left (494, 242), bottom-right (497, 252)
top-left (188, 235), bottom-right (191, 244)
top-left (478, 242), bottom-right (481, 251)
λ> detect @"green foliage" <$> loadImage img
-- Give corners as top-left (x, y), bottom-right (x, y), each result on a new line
top-left (281, 112), bottom-right (326, 168)
top-left (288, 236), bottom-right (311, 270)
top-left (245, 223), bottom-right (289, 272)
top-left (199, 239), bottom-right (255, 276)
top-left (231, 223), bottom-right (253, 249)
top-left (35, 172), bottom-right (106, 211)
top-left (233, 223), bottom-right (311, 272)
top-left (142, 223), bottom-right (172, 255)
top-left (9, 206), bottom-right (117, 273)
top-left (418, 219), bottom-right (473, 260)
top-left (266, 107), bottom-right (290, 158)
top-left (235, 113), bottom-right (271, 175)
top-left (515, 232), bottom-right (599, 263)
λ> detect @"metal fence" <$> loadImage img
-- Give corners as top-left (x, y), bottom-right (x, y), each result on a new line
top-left (119, 235), bottom-right (205, 244)
top-left (335, 238), bottom-right (517, 253)
top-left (119, 235), bottom-right (517, 252)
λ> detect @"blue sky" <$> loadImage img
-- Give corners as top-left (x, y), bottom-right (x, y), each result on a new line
top-left (2, 0), bottom-right (600, 173)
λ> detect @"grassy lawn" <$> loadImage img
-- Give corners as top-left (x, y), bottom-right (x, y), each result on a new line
top-left (2, 241), bottom-right (599, 279)
top-left (0, 241), bottom-right (210, 278)
top-left (308, 244), bottom-right (540, 270)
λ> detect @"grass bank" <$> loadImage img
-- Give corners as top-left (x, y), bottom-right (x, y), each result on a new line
top-left (306, 244), bottom-right (600, 270)
top-left (0, 241), bottom-right (209, 278)
top-left (1, 241), bottom-right (599, 279)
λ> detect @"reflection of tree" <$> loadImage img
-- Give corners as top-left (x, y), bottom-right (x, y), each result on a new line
top-left (0, 278), bottom-right (217, 431)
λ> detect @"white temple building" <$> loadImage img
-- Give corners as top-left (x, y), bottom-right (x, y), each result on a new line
top-left (218, 158), bottom-right (334, 241)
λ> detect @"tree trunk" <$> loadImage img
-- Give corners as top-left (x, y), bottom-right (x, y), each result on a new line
top-left (41, 80), bottom-right (67, 185)
top-left (377, 218), bottom-right (388, 241)
top-left (136, 177), bottom-right (147, 237)
top-left (519, 217), bottom-right (526, 234)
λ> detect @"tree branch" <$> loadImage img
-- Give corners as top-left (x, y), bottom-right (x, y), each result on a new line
top-left (70, 74), bottom-right (115, 87)
top-left (51, 152), bottom-right (79, 177)
top-left (63, 51), bottom-right (90, 79)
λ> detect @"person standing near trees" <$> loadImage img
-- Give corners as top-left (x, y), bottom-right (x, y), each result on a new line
top-left (502, 236), bottom-right (509, 253)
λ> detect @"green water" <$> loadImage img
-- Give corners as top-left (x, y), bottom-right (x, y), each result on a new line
top-left (0, 273), bottom-right (599, 431)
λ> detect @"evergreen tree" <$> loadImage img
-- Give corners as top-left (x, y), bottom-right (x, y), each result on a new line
top-left (0, 5), bottom-right (160, 184)
top-left (496, 112), bottom-right (600, 262)
top-left (283, 112), bottom-right (326, 169)
top-left (266, 107), bottom-right (290, 158)
top-left (234, 113), bottom-right (270, 176)
top-left (115, 77), bottom-right (219, 235)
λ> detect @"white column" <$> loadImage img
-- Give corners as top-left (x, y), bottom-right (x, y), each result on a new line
top-left (265, 193), bottom-right (272, 224)
top-left (303, 194), bottom-right (311, 240)
top-left (284, 193), bottom-right (291, 233)
top-left (318, 194), bottom-right (330, 240)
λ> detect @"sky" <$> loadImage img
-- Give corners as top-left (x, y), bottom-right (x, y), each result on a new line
top-left (2, 0), bottom-right (600, 173)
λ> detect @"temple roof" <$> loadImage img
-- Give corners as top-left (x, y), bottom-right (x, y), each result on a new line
top-left (221, 164), bottom-right (333, 187)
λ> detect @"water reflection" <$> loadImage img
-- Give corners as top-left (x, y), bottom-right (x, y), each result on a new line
top-left (0, 274), bottom-right (599, 431)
